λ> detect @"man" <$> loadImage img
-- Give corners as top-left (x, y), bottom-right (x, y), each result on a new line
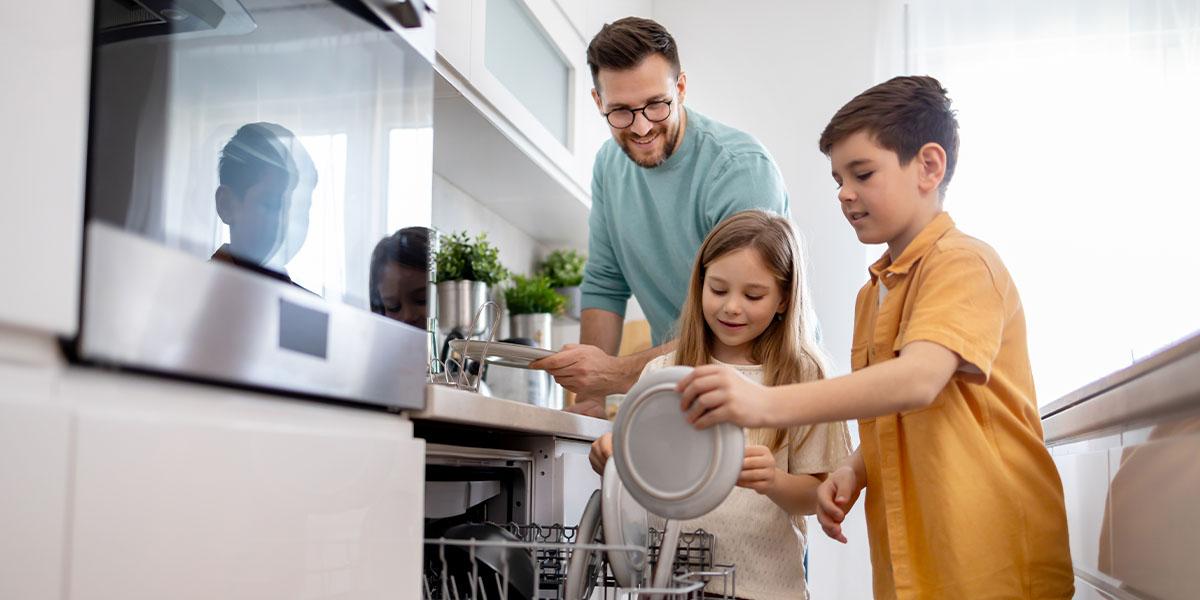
top-left (531, 17), bottom-right (790, 417)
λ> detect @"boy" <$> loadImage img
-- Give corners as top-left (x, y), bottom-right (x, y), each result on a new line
top-left (676, 76), bottom-right (1074, 599)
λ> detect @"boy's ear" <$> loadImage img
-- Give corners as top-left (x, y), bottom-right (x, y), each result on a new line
top-left (215, 185), bottom-right (237, 225)
top-left (916, 142), bottom-right (947, 196)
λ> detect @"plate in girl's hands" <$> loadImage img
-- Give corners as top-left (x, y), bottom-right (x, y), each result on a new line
top-left (611, 366), bottom-right (744, 520)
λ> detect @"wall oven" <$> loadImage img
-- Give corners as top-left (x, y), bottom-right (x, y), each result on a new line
top-left (76, 0), bottom-right (436, 409)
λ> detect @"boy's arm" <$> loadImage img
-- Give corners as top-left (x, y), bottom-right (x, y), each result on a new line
top-left (680, 340), bottom-right (962, 429)
top-left (763, 471), bottom-right (823, 515)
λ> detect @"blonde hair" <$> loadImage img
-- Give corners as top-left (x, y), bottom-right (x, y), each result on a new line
top-left (673, 210), bottom-right (831, 452)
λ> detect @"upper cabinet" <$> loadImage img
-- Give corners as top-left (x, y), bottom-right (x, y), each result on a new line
top-left (436, 0), bottom-right (606, 199)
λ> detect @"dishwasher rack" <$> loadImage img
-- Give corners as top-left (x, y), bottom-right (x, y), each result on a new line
top-left (424, 522), bottom-right (736, 599)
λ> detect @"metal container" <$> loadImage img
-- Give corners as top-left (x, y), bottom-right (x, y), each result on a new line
top-left (556, 286), bottom-right (582, 321)
top-left (510, 312), bottom-right (553, 349)
top-left (437, 280), bottom-right (493, 336)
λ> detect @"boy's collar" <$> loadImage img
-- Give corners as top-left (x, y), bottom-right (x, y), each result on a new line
top-left (868, 212), bottom-right (956, 280)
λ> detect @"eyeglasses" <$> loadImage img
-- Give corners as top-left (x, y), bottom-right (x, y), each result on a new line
top-left (602, 99), bottom-right (674, 129)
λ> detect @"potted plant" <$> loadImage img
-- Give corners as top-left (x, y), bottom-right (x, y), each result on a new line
top-left (434, 231), bottom-right (508, 336)
top-left (539, 249), bottom-right (587, 320)
top-left (504, 275), bottom-right (565, 349)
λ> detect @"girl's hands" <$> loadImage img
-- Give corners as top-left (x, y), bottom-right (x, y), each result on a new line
top-left (736, 444), bottom-right (778, 494)
top-left (589, 432), bottom-right (613, 475)
top-left (677, 364), bottom-right (774, 429)
top-left (816, 464), bottom-right (864, 544)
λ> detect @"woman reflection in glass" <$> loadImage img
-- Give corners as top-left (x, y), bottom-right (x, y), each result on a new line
top-left (212, 122), bottom-right (317, 284)
top-left (369, 227), bottom-right (433, 330)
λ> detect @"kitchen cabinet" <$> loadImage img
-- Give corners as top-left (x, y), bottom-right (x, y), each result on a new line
top-left (0, 365), bottom-right (71, 600)
top-left (434, 0), bottom-right (605, 205)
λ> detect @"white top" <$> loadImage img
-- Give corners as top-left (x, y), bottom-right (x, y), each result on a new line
top-left (640, 353), bottom-right (853, 600)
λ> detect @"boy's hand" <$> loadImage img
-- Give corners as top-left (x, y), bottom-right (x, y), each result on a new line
top-left (677, 364), bottom-right (773, 429)
top-left (816, 464), bottom-right (863, 544)
top-left (736, 444), bottom-right (778, 494)
top-left (589, 432), bottom-right (613, 475)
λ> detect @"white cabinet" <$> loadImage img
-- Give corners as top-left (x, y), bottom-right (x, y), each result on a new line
top-left (435, 0), bottom-right (603, 193)
top-left (62, 371), bottom-right (426, 600)
top-left (0, 365), bottom-right (71, 600)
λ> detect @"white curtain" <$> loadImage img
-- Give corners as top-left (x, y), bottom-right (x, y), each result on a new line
top-left (898, 0), bottom-right (1200, 402)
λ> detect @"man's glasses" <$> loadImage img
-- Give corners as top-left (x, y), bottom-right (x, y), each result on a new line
top-left (602, 100), bottom-right (674, 129)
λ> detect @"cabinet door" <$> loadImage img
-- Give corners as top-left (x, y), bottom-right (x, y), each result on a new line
top-left (470, 0), bottom-right (591, 183)
top-left (435, 0), bottom-right (473, 77)
top-left (0, 365), bottom-right (71, 600)
top-left (65, 372), bottom-right (425, 600)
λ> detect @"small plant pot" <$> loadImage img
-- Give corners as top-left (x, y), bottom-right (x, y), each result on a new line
top-left (555, 286), bottom-right (582, 321)
top-left (437, 280), bottom-right (493, 336)
top-left (509, 312), bottom-right (553, 349)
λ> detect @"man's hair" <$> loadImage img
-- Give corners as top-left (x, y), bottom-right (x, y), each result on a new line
top-left (819, 75), bottom-right (960, 193)
top-left (218, 122), bottom-right (297, 195)
top-left (586, 17), bottom-right (680, 88)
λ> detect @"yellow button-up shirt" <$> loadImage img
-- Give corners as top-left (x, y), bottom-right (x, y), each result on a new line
top-left (852, 212), bottom-right (1073, 599)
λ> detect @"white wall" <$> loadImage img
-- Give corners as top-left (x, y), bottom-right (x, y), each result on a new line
top-left (650, 2), bottom-right (892, 598)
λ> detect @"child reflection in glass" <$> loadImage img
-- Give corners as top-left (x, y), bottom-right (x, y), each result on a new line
top-left (369, 227), bottom-right (432, 330)
top-left (212, 122), bottom-right (317, 284)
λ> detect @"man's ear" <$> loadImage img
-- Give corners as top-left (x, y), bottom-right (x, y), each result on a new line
top-left (916, 142), bottom-right (947, 195)
top-left (591, 88), bottom-right (603, 112)
top-left (215, 185), bottom-right (237, 225)
top-left (676, 71), bottom-right (687, 105)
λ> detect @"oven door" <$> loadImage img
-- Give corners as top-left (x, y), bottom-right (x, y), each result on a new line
top-left (78, 0), bottom-right (436, 409)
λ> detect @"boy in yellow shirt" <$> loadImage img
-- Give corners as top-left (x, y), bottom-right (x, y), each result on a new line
top-left (677, 76), bottom-right (1074, 598)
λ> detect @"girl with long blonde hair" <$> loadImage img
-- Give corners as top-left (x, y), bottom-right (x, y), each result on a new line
top-left (590, 210), bottom-right (852, 599)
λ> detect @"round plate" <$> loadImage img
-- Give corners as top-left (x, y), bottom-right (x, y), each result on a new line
top-left (564, 489), bottom-right (603, 600)
top-left (612, 366), bottom-right (744, 520)
top-left (447, 339), bottom-right (554, 369)
top-left (602, 459), bottom-right (648, 588)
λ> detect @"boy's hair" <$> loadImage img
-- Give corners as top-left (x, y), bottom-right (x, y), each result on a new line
top-left (218, 122), bottom-right (299, 195)
top-left (586, 17), bottom-right (680, 88)
top-left (818, 75), bottom-right (960, 194)
top-left (673, 210), bottom-right (831, 453)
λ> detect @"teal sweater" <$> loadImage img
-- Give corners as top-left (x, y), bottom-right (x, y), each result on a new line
top-left (580, 108), bottom-right (790, 345)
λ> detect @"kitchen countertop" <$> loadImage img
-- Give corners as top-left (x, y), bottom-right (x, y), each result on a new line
top-left (411, 383), bottom-right (610, 441)
top-left (1040, 330), bottom-right (1200, 444)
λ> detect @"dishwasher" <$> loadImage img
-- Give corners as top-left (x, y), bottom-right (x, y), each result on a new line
top-left (422, 444), bottom-right (736, 599)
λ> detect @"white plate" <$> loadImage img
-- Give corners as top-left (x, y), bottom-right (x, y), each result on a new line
top-left (652, 519), bottom-right (682, 592)
top-left (447, 339), bottom-right (554, 369)
top-left (564, 489), bottom-right (603, 600)
top-left (612, 366), bottom-right (744, 520)
top-left (602, 459), bottom-right (649, 588)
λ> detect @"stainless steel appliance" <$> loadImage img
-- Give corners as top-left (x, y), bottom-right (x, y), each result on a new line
top-left (75, 0), bottom-right (436, 409)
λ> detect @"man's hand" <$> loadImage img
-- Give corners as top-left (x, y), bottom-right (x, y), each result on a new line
top-left (589, 432), bottom-right (613, 475)
top-left (677, 364), bottom-right (775, 429)
top-left (530, 344), bottom-right (635, 398)
top-left (816, 464), bottom-right (864, 544)
top-left (736, 444), bottom-right (778, 494)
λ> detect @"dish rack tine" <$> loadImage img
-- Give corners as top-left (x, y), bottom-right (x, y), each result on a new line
top-left (469, 543), bottom-right (480, 599)
top-left (499, 547), bottom-right (508, 600)
top-left (455, 300), bottom-right (500, 392)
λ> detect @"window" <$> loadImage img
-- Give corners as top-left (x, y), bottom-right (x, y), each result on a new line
top-left (904, 0), bottom-right (1200, 402)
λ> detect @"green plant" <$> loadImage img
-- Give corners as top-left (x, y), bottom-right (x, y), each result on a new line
top-left (434, 231), bottom-right (508, 285)
top-left (539, 249), bottom-right (587, 288)
top-left (504, 275), bottom-right (566, 315)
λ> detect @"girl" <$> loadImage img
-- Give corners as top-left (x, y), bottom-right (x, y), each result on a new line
top-left (589, 210), bottom-right (851, 600)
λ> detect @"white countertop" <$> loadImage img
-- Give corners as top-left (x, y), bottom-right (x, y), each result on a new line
top-left (411, 383), bottom-right (610, 441)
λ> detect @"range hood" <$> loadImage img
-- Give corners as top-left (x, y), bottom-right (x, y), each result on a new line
top-left (95, 0), bottom-right (255, 44)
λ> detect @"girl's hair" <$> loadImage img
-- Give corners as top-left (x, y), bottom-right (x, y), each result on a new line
top-left (673, 210), bottom-right (831, 452)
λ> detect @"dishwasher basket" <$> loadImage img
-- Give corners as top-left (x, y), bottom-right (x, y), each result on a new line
top-left (424, 522), bottom-right (735, 599)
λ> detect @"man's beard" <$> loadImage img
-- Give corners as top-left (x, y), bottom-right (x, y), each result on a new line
top-left (618, 120), bottom-right (680, 168)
